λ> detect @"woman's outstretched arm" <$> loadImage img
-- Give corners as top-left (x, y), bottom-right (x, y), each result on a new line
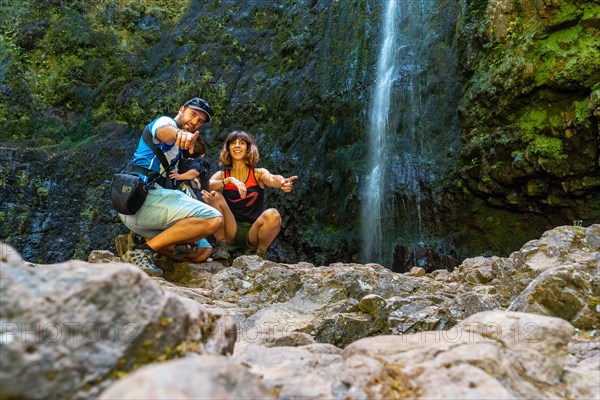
top-left (257, 168), bottom-right (298, 192)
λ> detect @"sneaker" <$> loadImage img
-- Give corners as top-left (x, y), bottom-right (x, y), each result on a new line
top-left (131, 231), bottom-right (145, 247)
top-left (212, 240), bottom-right (231, 260)
top-left (122, 249), bottom-right (163, 277)
top-left (255, 248), bottom-right (268, 260)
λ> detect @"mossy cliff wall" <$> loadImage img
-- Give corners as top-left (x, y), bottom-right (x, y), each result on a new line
top-left (0, 0), bottom-right (379, 264)
top-left (0, 0), bottom-right (597, 266)
top-left (445, 0), bottom-right (600, 256)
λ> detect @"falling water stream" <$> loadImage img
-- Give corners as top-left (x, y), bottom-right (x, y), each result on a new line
top-left (361, 0), bottom-right (461, 268)
top-left (361, 0), bottom-right (398, 264)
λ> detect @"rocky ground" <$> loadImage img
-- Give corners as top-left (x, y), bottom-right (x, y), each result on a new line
top-left (1, 224), bottom-right (598, 399)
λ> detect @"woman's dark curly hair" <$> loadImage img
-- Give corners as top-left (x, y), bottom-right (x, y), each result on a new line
top-left (219, 130), bottom-right (260, 167)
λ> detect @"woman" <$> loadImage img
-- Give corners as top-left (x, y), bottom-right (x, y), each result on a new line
top-left (204, 130), bottom-right (297, 259)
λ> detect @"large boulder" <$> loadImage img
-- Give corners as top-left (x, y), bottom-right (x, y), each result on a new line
top-left (508, 262), bottom-right (599, 329)
top-left (99, 355), bottom-right (274, 400)
top-left (451, 225), bottom-right (599, 327)
top-left (0, 242), bottom-right (236, 399)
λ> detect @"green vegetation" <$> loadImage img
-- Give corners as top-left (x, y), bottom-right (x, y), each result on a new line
top-left (2, 0), bottom-right (597, 268)
top-left (0, 0), bottom-right (195, 144)
top-left (574, 99), bottom-right (592, 128)
top-left (528, 136), bottom-right (567, 160)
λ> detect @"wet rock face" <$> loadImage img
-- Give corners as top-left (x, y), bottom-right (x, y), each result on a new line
top-left (456, 0), bottom-right (600, 222)
top-left (1, 0), bottom-right (597, 270)
top-left (0, 0), bottom-right (380, 266)
top-left (0, 125), bottom-right (136, 264)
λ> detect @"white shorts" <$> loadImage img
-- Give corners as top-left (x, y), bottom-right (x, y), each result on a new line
top-left (119, 187), bottom-right (221, 239)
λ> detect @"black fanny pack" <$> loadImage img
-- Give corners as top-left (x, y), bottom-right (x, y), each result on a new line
top-left (110, 173), bottom-right (148, 215)
top-left (109, 127), bottom-right (177, 215)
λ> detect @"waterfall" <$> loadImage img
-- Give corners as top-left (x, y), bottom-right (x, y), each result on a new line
top-left (361, 0), bottom-right (461, 268)
top-left (361, 0), bottom-right (398, 264)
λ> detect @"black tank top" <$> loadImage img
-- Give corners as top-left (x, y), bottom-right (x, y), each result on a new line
top-left (223, 167), bottom-right (265, 223)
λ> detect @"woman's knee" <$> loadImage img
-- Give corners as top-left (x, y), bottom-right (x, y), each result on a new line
top-left (211, 191), bottom-right (227, 208)
top-left (262, 208), bottom-right (281, 225)
top-left (213, 191), bottom-right (225, 201)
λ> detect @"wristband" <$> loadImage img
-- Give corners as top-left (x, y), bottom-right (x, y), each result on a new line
top-left (222, 179), bottom-right (226, 187)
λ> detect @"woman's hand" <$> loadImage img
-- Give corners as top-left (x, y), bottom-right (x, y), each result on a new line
top-left (228, 177), bottom-right (247, 198)
top-left (169, 170), bottom-right (181, 180)
top-left (280, 176), bottom-right (298, 192)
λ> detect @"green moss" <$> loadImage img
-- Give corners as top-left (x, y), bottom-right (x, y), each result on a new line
top-left (556, 33), bottom-right (600, 86)
top-left (16, 209), bottom-right (31, 228)
top-left (529, 25), bottom-right (599, 88)
top-left (15, 171), bottom-right (29, 190)
top-left (107, 333), bottom-right (199, 382)
top-left (80, 207), bottom-right (96, 222)
top-left (0, 0), bottom-right (189, 145)
top-left (589, 297), bottom-right (599, 311)
top-left (574, 99), bottom-right (592, 128)
top-left (582, 2), bottom-right (600, 22)
top-left (516, 108), bottom-right (548, 136)
top-left (547, 2), bottom-right (583, 28)
top-left (528, 136), bottom-right (567, 160)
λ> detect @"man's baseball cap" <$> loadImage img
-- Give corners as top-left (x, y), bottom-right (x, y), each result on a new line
top-left (184, 98), bottom-right (213, 123)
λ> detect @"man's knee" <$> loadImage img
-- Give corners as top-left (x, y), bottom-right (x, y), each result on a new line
top-left (207, 216), bottom-right (223, 233)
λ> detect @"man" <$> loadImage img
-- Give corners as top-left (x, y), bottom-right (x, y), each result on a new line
top-left (117, 98), bottom-right (223, 276)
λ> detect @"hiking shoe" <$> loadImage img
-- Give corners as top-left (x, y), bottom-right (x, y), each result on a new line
top-left (255, 248), bottom-right (268, 260)
top-left (130, 231), bottom-right (145, 247)
top-left (122, 249), bottom-right (163, 277)
top-left (212, 240), bottom-right (231, 260)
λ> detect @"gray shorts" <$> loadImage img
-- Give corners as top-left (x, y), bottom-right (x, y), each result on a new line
top-left (119, 187), bottom-right (221, 238)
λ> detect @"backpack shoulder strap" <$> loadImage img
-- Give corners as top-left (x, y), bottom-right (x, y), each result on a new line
top-left (142, 126), bottom-right (178, 189)
top-left (142, 127), bottom-right (177, 171)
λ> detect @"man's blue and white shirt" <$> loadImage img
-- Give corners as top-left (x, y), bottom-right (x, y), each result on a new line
top-left (131, 116), bottom-right (180, 182)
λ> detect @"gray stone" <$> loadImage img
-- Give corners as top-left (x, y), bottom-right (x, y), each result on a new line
top-left (508, 263), bottom-right (600, 329)
top-left (0, 252), bottom-right (236, 400)
top-left (409, 266), bottom-right (426, 276)
top-left (233, 343), bottom-right (343, 399)
top-left (3, 226), bottom-right (599, 399)
top-left (100, 355), bottom-right (273, 399)
top-left (340, 311), bottom-right (584, 399)
top-left (358, 294), bottom-right (387, 317)
top-left (88, 249), bottom-right (121, 263)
